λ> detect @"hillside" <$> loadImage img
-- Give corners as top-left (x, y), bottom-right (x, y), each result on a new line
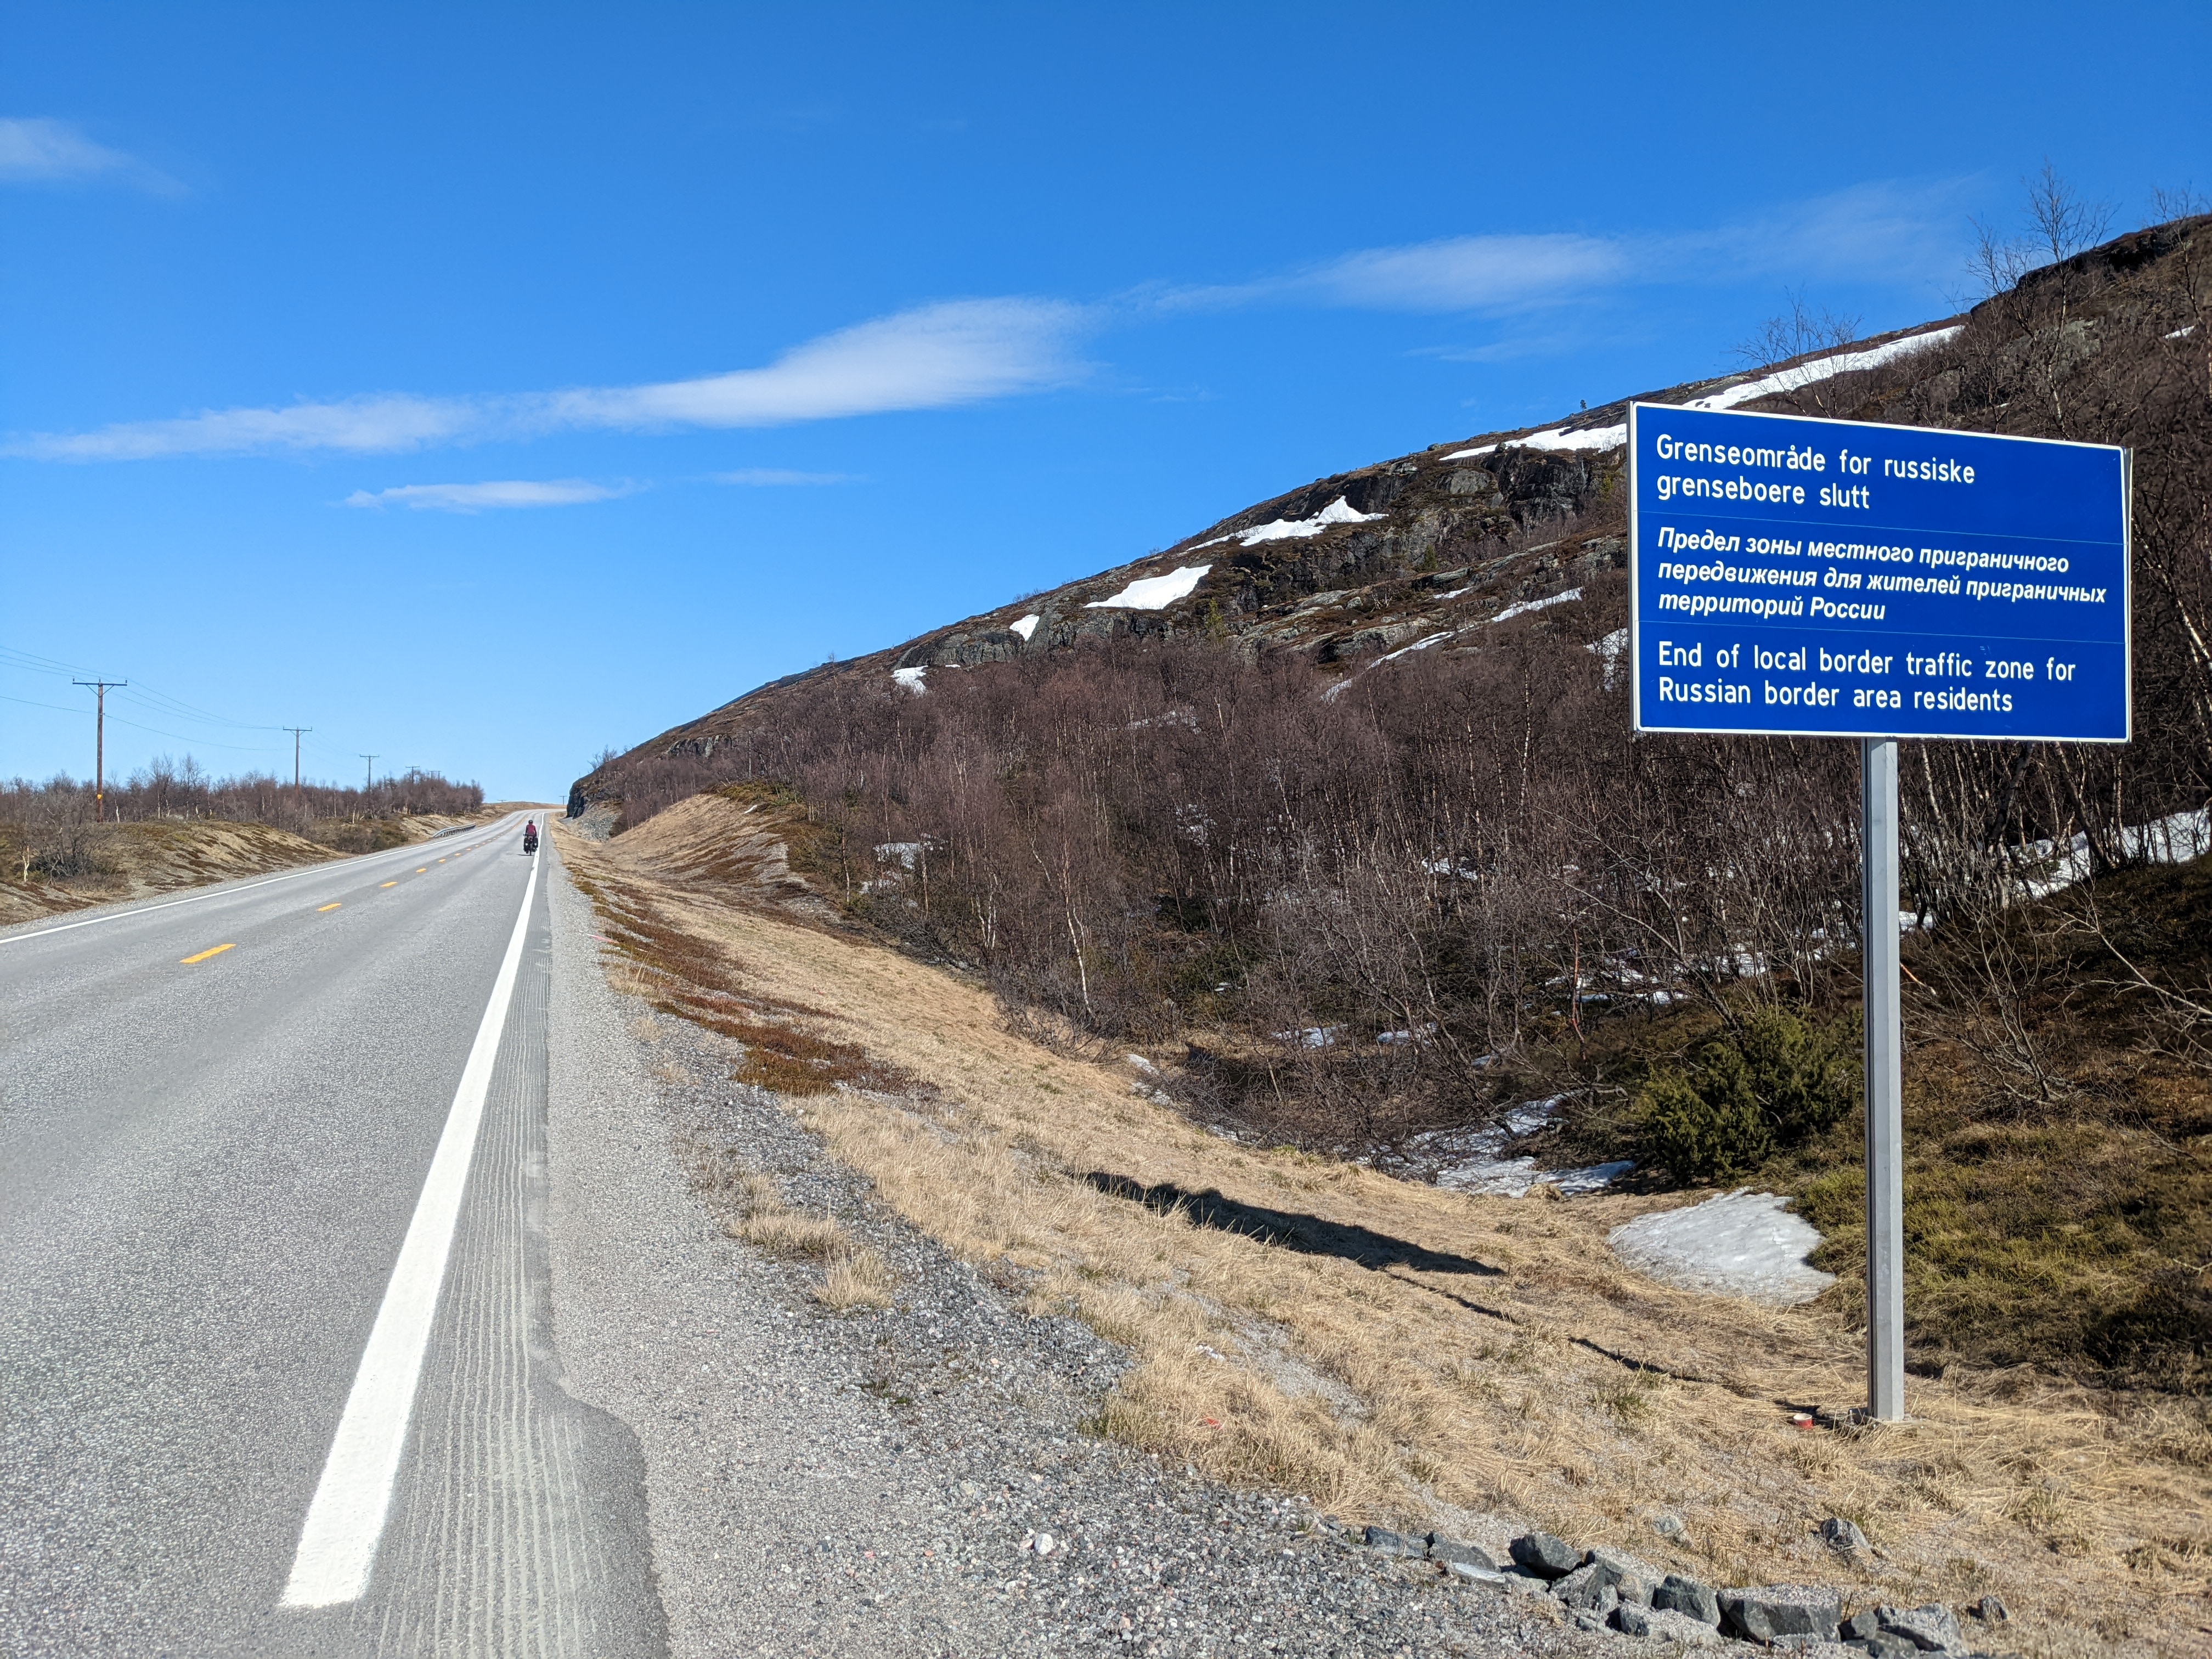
top-left (570, 214), bottom-right (2208, 822)
top-left (571, 321), bottom-right (1953, 818)
top-left (565, 215), bottom-right (2212, 1387)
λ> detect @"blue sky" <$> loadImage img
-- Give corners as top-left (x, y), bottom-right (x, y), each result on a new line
top-left (4, 2), bottom-right (2208, 801)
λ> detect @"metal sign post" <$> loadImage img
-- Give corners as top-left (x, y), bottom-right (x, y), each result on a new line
top-left (1627, 400), bottom-right (2130, 1422)
top-left (1860, 736), bottom-right (1904, 1420)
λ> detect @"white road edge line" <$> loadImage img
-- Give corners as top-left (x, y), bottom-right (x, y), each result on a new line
top-left (280, 848), bottom-right (542, 1609)
top-left (0, 815), bottom-right (522, 947)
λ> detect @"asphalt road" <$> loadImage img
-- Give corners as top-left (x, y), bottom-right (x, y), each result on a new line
top-left (0, 820), bottom-right (663, 1657)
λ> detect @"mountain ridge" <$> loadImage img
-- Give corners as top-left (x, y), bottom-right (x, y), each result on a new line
top-left (572, 210), bottom-right (2209, 817)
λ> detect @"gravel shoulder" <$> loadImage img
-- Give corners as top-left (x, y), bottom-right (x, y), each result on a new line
top-left (542, 848), bottom-right (1614, 1657)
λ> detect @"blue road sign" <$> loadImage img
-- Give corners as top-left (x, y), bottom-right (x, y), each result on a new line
top-left (1628, 404), bottom-right (2130, 742)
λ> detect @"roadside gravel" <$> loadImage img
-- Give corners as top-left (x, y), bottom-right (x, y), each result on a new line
top-left (543, 854), bottom-right (1621, 1658)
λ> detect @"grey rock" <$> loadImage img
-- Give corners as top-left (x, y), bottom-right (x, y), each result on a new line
top-left (1361, 1525), bottom-right (1418, 1557)
top-left (1877, 1603), bottom-right (1963, 1652)
top-left (1971, 1594), bottom-right (2008, 1625)
top-left (1719, 1583), bottom-right (1843, 1644)
top-left (1615, 1604), bottom-right (1722, 1645)
top-left (1853, 1637), bottom-right (1926, 1659)
top-left (1509, 1531), bottom-right (1582, 1578)
top-left (1426, 1534), bottom-right (1503, 1572)
top-left (1441, 1559), bottom-right (1513, 1587)
top-left (1647, 1510), bottom-right (1686, 1539)
top-left (1570, 1600), bottom-right (1615, 1633)
top-left (1653, 1574), bottom-right (1721, 1627)
top-left (1769, 1641), bottom-right (1862, 1658)
top-left (1587, 1545), bottom-right (1661, 1606)
top-left (1447, 469), bottom-right (1501, 497)
top-left (1844, 1612), bottom-right (1882, 1640)
top-left (1549, 1560), bottom-right (1617, 1611)
top-left (1819, 1516), bottom-right (1869, 1559)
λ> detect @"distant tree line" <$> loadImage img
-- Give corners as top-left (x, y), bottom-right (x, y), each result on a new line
top-left (3, 760), bottom-right (484, 880)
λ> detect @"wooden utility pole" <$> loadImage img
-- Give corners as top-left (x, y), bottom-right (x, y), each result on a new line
top-left (360, 754), bottom-right (376, 795)
top-left (72, 680), bottom-right (126, 821)
top-left (284, 727), bottom-right (312, 817)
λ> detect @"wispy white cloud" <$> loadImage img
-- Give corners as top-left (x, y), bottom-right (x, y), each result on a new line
top-left (343, 478), bottom-right (633, 513)
top-left (713, 468), bottom-right (858, 486)
top-left (13, 297), bottom-right (1088, 461)
top-left (1152, 183), bottom-right (1965, 319)
top-left (0, 116), bottom-right (181, 193)
top-left (1691, 180), bottom-right (1965, 285)
top-left (1201, 233), bottom-right (1631, 314)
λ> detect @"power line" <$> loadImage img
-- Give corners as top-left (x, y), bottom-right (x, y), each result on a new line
top-left (0, 693), bottom-right (286, 754)
top-left (3, 642), bottom-right (286, 733)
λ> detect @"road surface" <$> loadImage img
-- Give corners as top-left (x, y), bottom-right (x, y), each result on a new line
top-left (0, 819), bottom-right (663, 1657)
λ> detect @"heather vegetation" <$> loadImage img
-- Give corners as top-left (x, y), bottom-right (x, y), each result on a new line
top-left (578, 202), bottom-right (2212, 1387)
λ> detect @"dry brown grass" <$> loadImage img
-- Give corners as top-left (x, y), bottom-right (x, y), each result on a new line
top-left (730, 1208), bottom-right (849, 1260)
top-left (557, 804), bottom-right (2212, 1657)
top-left (703, 1148), bottom-right (896, 1312)
top-left (816, 1247), bottom-right (895, 1312)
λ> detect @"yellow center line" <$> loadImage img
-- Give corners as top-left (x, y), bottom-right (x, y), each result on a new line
top-left (416, 868), bottom-right (427, 874)
top-left (318, 902), bottom-right (342, 912)
top-left (180, 943), bottom-right (236, 965)
top-left (381, 881), bottom-right (398, 888)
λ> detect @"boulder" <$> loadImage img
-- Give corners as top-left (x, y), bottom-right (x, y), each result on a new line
top-left (1653, 1574), bottom-right (1722, 1626)
top-left (1615, 1604), bottom-right (1722, 1646)
top-left (1550, 1560), bottom-right (1621, 1612)
top-left (1362, 1526), bottom-right (1419, 1558)
top-left (1818, 1516), bottom-right (1869, 1560)
top-left (1971, 1594), bottom-right (2008, 1626)
top-left (1587, 1545), bottom-right (1662, 1606)
top-left (1426, 1534), bottom-right (1503, 1573)
top-left (1509, 1531), bottom-right (1582, 1578)
top-left (1441, 1559), bottom-right (1513, 1587)
top-left (1719, 1584), bottom-right (1843, 1644)
top-left (1876, 1604), bottom-right (1963, 1652)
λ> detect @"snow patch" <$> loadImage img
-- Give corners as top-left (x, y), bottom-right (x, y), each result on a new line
top-left (1442, 327), bottom-right (1962, 461)
top-left (1609, 1189), bottom-right (1835, 1307)
top-left (1402, 1095), bottom-right (1633, 1198)
top-left (1444, 426), bottom-right (1624, 461)
top-left (1321, 629), bottom-right (1457, 701)
top-left (2005, 806), bottom-right (2210, 900)
top-left (1086, 563), bottom-right (1212, 611)
top-left (1678, 326), bottom-right (1964, 415)
top-left (1009, 613), bottom-right (1040, 640)
top-left (1189, 496), bottom-right (1383, 551)
top-left (2168, 324), bottom-right (2198, 340)
top-left (892, 666), bottom-right (927, 693)
top-left (1491, 587), bottom-right (1582, 624)
top-left (1586, 627), bottom-right (1627, 689)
